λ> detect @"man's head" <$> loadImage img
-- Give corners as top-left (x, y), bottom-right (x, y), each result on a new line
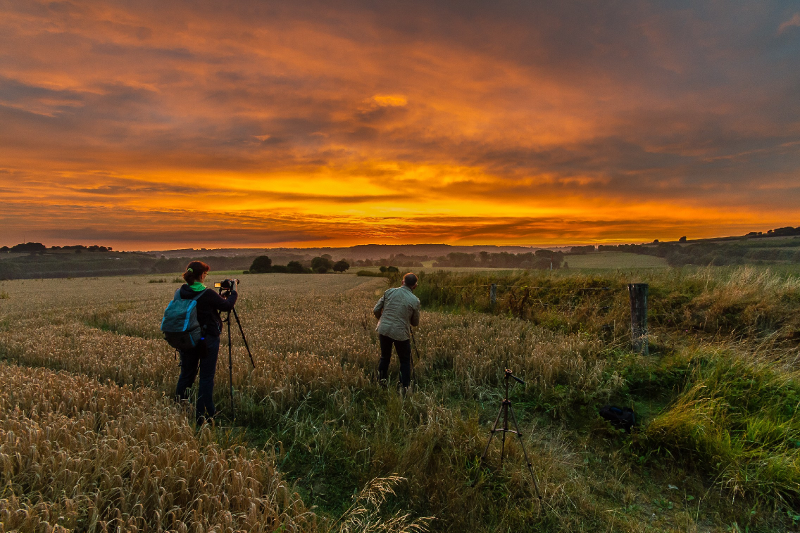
top-left (402, 272), bottom-right (418, 290)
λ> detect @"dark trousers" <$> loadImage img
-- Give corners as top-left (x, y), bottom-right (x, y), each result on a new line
top-left (175, 335), bottom-right (221, 424)
top-left (378, 334), bottom-right (412, 388)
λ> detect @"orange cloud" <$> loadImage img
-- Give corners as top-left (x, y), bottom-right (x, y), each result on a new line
top-left (779, 13), bottom-right (800, 34)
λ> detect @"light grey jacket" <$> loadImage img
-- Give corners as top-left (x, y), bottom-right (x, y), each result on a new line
top-left (373, 285), bottom-right (420, 341)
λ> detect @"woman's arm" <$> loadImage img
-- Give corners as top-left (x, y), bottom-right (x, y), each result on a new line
top-left (203, 289), bottom-right (238, 312)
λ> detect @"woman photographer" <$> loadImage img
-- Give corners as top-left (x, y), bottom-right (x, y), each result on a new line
top-left (174, 261), bottom-right (237, 425)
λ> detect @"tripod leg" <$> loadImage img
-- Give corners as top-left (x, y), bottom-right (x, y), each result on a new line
top-left (227, 312), bottom-right (235, 420)
top-left (231, 308), bottom-right (256, 368)
top-left (479, 404), bottom-right (505, 463)
top-left (508, 404), bottom-right (542, 500)
top-left (500, 401), bottom-right (509, 466)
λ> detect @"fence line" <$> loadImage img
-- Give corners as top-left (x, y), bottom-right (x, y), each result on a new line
top-left (422, 281), bottom-right (649, 353)
top-left (430, 285), bottom-right (613, 290)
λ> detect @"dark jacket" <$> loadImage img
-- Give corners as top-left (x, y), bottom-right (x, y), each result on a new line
top-left (178, 285), bottom-right (238, 337)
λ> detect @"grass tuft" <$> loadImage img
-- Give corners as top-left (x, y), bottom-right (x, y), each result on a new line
top-left (643, 346), bottom-right (800, 504)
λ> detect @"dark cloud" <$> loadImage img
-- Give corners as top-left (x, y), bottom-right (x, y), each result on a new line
top-left (42, 227), bottom-right (327, 246)
top-left (69, 183), bottom-right (394, 205)
top-left (1, 0), bottom-right (799, 247)
top-left (0, 76), bottom-right (84, 108)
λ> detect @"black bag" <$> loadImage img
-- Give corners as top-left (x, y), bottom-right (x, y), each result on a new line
top-left (599, 405), bottom-right (636, 432)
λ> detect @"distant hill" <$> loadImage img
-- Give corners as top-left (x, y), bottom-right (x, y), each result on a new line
top-left (571, 226), bottom-right (800, 267)
top-left (1, 225), bottom-right (797, 279)
top-left (146, 243), bottom-right (550, 261)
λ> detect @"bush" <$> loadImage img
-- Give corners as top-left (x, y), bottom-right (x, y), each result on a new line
top-left (333, 260), bottom-right (350, 272)
top-left (249, 255), bottom-right (272, 273)
top-left (270, 265), bottom-right (288, 273)
top-left (311, 256), bottom-right (334, 273)
top-left (286, 261), bottom-right (306, 274)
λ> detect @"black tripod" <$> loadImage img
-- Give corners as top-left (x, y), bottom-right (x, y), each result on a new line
top-left (219, 289), bottom-right (256, 420)
top-left (478, 369), bottom-right (542, 500)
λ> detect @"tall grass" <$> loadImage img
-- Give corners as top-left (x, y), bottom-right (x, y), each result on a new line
top-left (415, 266), bottom-right (800, 342)
top-left (643, 346), bottom-right (800, 504)
top-left (0, 363), bottom-right (315, 532)
top-left (0, 363), bottom-right (433, 533)
top-left (413, 270), bottom-right (627, 336)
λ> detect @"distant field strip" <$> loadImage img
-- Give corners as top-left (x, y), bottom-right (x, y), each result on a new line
top-left (564, 252), bottom-right (669, 269)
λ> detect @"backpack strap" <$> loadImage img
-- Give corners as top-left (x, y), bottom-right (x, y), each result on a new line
top-left (174, 288), bottom-right (207, 301)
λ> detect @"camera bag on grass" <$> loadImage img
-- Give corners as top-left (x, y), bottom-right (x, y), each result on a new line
top-left (161, 289), bottom-right (207, 351)
top-left (599, 405), bottom-right (636, 433)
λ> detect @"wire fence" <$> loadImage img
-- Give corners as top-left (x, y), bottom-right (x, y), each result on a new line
top-left (400, 268), bottom-right (800, 351)
top-left (416, 279), bottom-right (630, 332)
top-left (420, 281), bottom-right (680, 319)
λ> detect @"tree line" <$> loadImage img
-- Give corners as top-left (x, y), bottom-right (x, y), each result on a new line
top-left (247, 255), bottom-right (350, 274)
top-left (0, 242), bottom-right (113, 253)
top-left (432, 250), bottom-right (565, 269)
top-left (571, 240), bottom-right (800, 266)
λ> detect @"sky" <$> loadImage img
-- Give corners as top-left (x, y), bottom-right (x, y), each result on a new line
top-left (1, 0), bottom-right (799, 250)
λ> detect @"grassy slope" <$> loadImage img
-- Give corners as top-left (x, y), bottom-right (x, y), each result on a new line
top-left (565, 252), bottom-right (669, 269)
top-left (410, 253), bottom-right (669, 270)
top-left (1, 269), bottom-right (799, 531)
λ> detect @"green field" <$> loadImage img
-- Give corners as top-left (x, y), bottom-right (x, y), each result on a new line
top-left (1, 267), bottom-right (799, 531)
top-left (396, 253), bottom-right (669, 270)
top-left (564, 252), bottom-right (669, 269)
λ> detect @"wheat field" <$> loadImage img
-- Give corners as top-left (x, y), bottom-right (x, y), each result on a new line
top-left (1, 270), bottom-right (799, 532)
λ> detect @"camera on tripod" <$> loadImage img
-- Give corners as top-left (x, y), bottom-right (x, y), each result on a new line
top-left (214, 278), bottom-right (239, 290)
top-left (213, 276), bottom-right (254, 420)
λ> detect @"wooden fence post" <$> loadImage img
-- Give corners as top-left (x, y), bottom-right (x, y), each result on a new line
top-left (628, 283), bottom-right (648, 355)
top-left (490, 283), bottom-right (497, 309)
top-left (519, 286), bottom-right (529, 319)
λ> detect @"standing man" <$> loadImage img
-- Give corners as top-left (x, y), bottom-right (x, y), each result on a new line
top-left (373, 272), bottom-right (420, 389)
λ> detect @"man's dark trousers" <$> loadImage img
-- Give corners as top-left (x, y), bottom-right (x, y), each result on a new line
top-left (378, 334), bottom-right (411, 388)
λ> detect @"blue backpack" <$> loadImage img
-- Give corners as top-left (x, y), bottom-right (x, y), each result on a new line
top-left (161, 289), bottom-right (206, 351)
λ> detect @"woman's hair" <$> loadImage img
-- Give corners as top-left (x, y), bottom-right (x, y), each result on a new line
top-left (183, 261), bottom-right (211, 284)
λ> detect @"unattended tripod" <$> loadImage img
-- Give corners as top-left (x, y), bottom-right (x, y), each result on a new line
top-left (219, 288), bottom-right (256, 420)
top-left (478, 369), bottom-right (542, 500)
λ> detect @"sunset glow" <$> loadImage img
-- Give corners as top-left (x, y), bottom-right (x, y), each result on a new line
top-left (2, 1), bottom-right (799, 249)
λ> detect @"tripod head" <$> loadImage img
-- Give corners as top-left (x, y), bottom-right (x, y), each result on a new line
top-left (504, 368), bottom-right (525, 385)
top-left (502, 368), bottom-right (525, 399)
